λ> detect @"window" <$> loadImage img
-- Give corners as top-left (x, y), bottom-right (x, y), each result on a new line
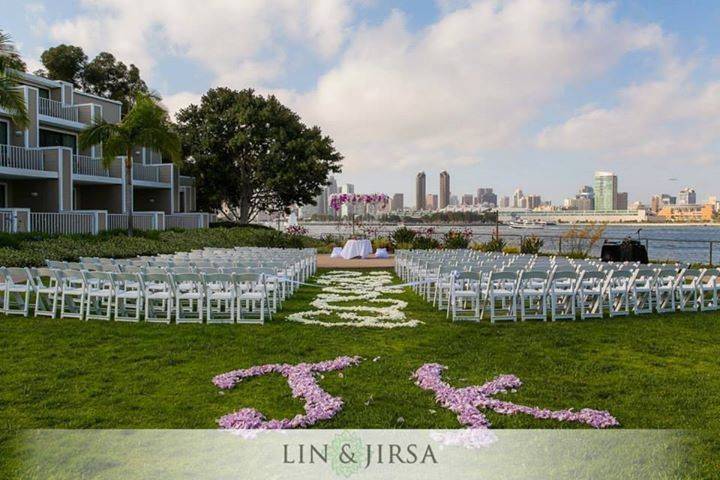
top-left (39, 129), bottom-right (76, 153)
top-left (0, 122), bottom-right (7, 145)
top-left (37, 88), bottom-right (50, 100)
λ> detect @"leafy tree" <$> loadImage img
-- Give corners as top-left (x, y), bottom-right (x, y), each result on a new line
top-left (79, 93), bottom-right (181, 236)
top-left (40, 44), bottom-right (87, 86)
top-left (176, 88), bottom-right (343, 224)
top-left (82, 52), bottom-right (150, 114)
top-left (0, 31), bottom-right (28, 127)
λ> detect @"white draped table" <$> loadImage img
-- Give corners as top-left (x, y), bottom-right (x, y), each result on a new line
top-left (340, 239), bottom-right (373, 259)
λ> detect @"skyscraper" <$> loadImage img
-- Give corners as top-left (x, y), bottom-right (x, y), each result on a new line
top-left (416, 171), bottom-right (426, 210)
top-left (650, 195), bottom-right (663, 213)
top-left (461, 194), bottom-right (474, 206)
top-left (512, 188), bottom-right (524, 208)
top-left (678, 187), bottom-right (696, 205)
top-left (526, 195), bottom-right (542, 210)
top-left (499, 196), bottom-right (510, 208)
top-left (594, 171), bottom-right (617, 211)
top-left (439, 171), bottom-right (450, 209)
top-left (616, 192), bottom-right (628, 210)
top-left (391, 193), bottom-right (404, 211)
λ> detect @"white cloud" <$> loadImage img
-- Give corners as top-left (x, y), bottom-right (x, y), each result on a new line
top-left (47, 0), bottom-right (355, 85)
top-left (536, 59), bottom-right (720, 165)
top-left (278, 0), bottom-right (665, 172)
top-left (161, 91), bottom-right (203, 120)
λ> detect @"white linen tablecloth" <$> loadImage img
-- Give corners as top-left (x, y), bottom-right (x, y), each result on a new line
top-left (340, 239), bottom-right (373, 259)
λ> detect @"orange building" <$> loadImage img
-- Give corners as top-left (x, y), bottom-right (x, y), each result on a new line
top-left (657, 204), bottom-right (714, 222)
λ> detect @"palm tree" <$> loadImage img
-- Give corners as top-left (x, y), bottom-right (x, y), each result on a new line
top-left (79, 93), bottom-right (181, 236)
top-left (0, 31), bottom-right (28, 128)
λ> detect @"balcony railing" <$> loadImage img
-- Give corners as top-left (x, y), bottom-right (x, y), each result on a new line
top-left (132, 163), bottom-right (161, 182)
top-left (107, 212), bottom-right (164, 231)
top-left (73, 155), bottom-right (110, 177)
top-left (0, 145), bottom-right (45, 171)
top-left (38, 97), bottom-right (79, 122)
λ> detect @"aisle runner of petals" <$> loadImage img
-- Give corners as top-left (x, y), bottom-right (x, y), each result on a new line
top-left (287, 270), bottom-right (422, 328)
top-left (413, 363), bottom-right (619, 429)
top-left (214, 356), bottom-right (362, 429)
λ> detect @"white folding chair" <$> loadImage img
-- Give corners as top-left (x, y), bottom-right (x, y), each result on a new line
top-left (83, 271), bottom-right (114, 321)
top-left (60, 269), bottom-right (86, 320)
top-left (204, 273), bottom-right (236, 324)
top-left (548, 271), bottom-right (579, 321)
top-left (605, 270), bottom-right (633, 317)
top-left (447, 271), bottom-right (482, 322)
top-left (518, 270), bottom-right (549, 321)
top-left (3, 267), bottom-right (32, 317)
top-left (696, 269), bottom-right (718, 312)
top-left (111, 272), bottom-right (144, 322)
top-left (630, 268), bottom-right (656, 315)
top-left (141, 272), bottom-right (173, 323)
top-left (676, 269), bottom-right (701, 312)
top-left (654, 268), bottom-right (679, 313)
top-left (30, 267), bottom-right (62, 318)
top-left (235, 273), bottom-right (268, 324)
top-left (577, 270), bottom-right (607, 319)
top-left (485, 271), bottom-right (519, 323)
top-left (171, 273), bottom-right (205, 323)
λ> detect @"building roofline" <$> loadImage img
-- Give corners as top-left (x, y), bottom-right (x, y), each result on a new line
top-left (10, 69), bottom-right (123, 106)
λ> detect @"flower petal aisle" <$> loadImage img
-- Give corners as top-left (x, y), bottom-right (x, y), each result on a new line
top-left (287, 270), bottom-right (422, 328)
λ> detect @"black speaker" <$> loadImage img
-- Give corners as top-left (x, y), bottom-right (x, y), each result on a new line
top-left (600, 239), bottom-right (648, 264)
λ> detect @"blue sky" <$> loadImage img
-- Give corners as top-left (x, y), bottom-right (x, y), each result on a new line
top-left (3, 0), bottom-right (720, 205)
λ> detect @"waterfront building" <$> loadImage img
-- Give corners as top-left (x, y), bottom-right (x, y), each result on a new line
top-left (594, 171), bottom-right (617, 211)
top-left (416, 171), bottom-right (426, 210)
top-left (499, 196), bottom-right (510, 208)
top-left (0, 70), bottom-right (201, 234)
top-left (439, 170), bottom-right (450, 209)
top-left (678, 187), bottom-right (696, 205)
top-left (461, 194), bottom-right (474, 206)
top-left (658, 204), bottom-right (713, 222)
top-left (616, 192), bottom-right (628, 210)
top-left (391, 193), bottom-right (404, 211)
top-left (449, 194), bottom-right (459, 206)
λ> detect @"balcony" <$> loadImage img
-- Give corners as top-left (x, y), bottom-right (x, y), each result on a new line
top-left (0, 145), bottom-right (45, 171)
top-left (73, 155), bottom-right (112, 177)
top-left (132, 163), bottom-right (172, 184)
top-left (38, 97), bottom-right (80, 123)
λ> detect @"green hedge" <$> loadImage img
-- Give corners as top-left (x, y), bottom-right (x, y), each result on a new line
top-left (0, 227), bottom-right (323, 267)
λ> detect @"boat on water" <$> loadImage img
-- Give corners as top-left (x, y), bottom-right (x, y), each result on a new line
top-left (508, 220), bottom-right (547, 229)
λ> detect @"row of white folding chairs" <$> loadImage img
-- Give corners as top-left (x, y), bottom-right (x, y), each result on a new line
top-left (439, 266), bottom-right (714, 323)
top-left (0, 267), bottom-right (276, 324)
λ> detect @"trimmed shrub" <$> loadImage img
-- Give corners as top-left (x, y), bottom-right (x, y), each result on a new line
top-left (0, 226), bottom-right (323, 267)
top-left (411, 235), bottom-right (440, 250)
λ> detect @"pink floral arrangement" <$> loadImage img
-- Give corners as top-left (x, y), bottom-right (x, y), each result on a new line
top-left (329, 193), bottom-right (390, 211)
top-left (213, 356), bottom-right (362, 429)
top-left (286, 225), bottom-right (308, 236)
top-left (413, 363), bottom-right (619, 429)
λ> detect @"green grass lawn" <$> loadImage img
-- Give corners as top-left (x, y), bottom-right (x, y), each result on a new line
top-left (1, 268), bottom-right (719, 477)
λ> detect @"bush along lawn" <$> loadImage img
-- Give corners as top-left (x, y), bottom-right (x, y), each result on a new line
top-left (0, 268), bottom-right (718, 477)
top-left (0, 226), bottom-right (322, 267)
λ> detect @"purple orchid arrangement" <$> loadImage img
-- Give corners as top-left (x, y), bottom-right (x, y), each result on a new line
top-left (329, 193), bottom-right (390, 211)
top-left (413, 363), bottom-right (619, 429)
top-left (286, 225), bottom-right (308, 236)
top-left (213, 356), bottom-right (362, 429)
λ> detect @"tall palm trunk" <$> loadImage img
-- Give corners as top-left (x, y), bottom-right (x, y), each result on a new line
top-left (125, 150), bottom-right (134, 237)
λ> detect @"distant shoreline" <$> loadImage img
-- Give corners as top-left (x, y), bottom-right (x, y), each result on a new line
top-left (300, 221), bottom-right (720, 228)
